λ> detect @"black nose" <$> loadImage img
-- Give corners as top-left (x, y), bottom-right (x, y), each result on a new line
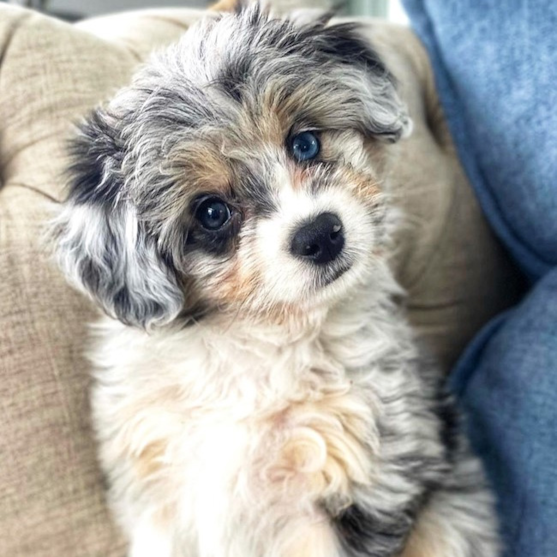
top-left (290, 212), bottom-right (345, 265)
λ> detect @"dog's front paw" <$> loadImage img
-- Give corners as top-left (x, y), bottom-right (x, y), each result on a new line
top-left (265, 392), bottom-right (377, 507)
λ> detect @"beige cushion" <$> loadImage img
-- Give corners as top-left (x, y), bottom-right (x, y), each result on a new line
top-left (0, 5), bottom-right (523, 556)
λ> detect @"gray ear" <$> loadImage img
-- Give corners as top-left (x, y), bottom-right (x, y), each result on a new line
top-left (53, 109), bottom-right (184, 328)
top-left (311, 20), bottom-right (413, 142)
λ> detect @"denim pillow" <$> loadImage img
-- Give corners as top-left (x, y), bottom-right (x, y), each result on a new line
top-left (402, 0), bottom-right (557, 280)
top-left (402, 1), bottom-right (557, 555)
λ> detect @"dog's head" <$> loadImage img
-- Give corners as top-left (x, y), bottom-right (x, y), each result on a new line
top-left (54, 4), bottom-right (411, 328)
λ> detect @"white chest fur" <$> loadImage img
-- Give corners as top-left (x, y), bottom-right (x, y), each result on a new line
top-left (87, 282), bottom-right (436, 557)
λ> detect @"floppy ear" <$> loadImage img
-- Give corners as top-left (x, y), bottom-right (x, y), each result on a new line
top-left (315, 21), bottom-right (413, 142)
top-left (53, 108), bottom-right (184, 328)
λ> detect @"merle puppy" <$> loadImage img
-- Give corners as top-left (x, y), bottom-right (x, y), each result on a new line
top-left (53, 5), bottom-right (500, 557)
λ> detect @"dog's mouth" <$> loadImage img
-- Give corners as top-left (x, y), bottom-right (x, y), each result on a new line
top-left (314, 263), bottom-right (352, 289)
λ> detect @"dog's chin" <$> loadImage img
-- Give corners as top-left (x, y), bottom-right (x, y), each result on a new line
top-left (315, 264), bottom-right (352, 288)
top-left (299, 258), bottom-right (367, 308)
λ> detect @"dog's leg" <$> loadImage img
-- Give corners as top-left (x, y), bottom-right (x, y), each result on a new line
top-left (400, 453), bottom-right (500, 557)
top-left (128, 512), bottom-right (173, 557)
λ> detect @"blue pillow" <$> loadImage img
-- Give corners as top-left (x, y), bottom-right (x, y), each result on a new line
top-left (402, 0), bottom-right (557, 279)
top-left (402, 2), bottom-right (557, 555)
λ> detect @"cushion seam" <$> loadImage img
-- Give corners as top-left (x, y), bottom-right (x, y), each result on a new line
top-left (5, 181), bottom-right (61, 204)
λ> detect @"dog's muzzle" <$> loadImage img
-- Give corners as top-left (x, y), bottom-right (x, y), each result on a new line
top-left (290, 212), bottom-right (345, 265)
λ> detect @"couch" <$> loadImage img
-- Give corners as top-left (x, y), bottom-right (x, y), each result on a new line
top-left (0, 5), bottom-right (524, 556)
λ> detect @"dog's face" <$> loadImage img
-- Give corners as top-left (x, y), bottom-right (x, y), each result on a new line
top-left (54, 5), bottom-right (411, 328)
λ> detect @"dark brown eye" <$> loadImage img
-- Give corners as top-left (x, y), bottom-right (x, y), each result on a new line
top-left (195, 197), bottom-right (231, 231)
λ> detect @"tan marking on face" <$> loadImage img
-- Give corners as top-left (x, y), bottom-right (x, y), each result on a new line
top-left (343, 169), bottom-right (381, 202)
top-left (215, 257), bottom-right (260, 307)
top-left (229, 98), bottom-right (287, 153)
top-left (181, 145), bottom-right (232, 194)
top-left (340, 166), bottom-right (381, 204)
top-left (268, 303), bottom-right (310, 327)
top-left (236, 79), bottom-right (324, 152)
top-left (149, 142), bottom-right (233, 229)
top-left (275, 84), bottom-right (315, 125)
top-left (213, 261), bottom-right (309, 327)
top-left (257, 89), bottom-right (294, 145)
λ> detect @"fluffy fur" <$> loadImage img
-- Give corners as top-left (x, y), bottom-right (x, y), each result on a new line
top-left (53, 5), bottom-right (500, 557)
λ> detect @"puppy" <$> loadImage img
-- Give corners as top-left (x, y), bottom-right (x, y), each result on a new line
top-left (53, 5), bottom-right (500, 557)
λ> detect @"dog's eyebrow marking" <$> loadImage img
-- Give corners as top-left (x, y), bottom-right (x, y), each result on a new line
top-left (216, 57), bottom-right (251, 103)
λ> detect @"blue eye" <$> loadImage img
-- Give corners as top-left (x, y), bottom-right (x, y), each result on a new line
top-left (289, 131), bottom-right (320, 162)
top-left (195, 197), bottom-right (231, 230)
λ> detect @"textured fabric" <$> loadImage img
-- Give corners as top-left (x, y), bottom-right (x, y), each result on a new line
top-left (402, 0), bottom-right (557, 280)
top-left (0, 5), bottom-right (522, 555)
top-left (452, 272), bottom-right (557, 557)
top-left (401, 1), bottom-right (557, 555)
top-left (0, 8), bottom-right (197, 556)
